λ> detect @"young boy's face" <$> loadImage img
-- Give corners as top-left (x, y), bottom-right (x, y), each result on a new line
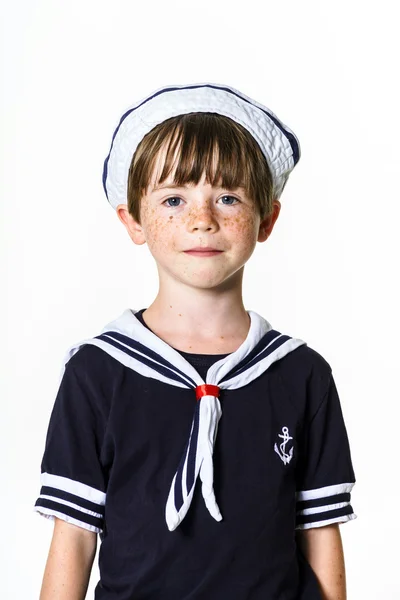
top-left (118, 144), bottom-right (281, 293)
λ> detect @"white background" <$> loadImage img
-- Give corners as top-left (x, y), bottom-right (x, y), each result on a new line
top-left (1, 0), bottom-right (399, 598)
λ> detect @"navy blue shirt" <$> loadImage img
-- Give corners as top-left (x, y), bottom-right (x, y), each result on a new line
top-left (35, 309), bottom-right (356, 599)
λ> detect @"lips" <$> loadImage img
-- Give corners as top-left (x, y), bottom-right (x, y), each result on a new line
top-left (184, 249), bottom-right (223, 257)
top-left (186, 247), bottom-right (221, 252)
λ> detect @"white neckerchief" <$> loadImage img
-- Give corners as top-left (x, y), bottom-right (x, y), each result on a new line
top-left (61, 309), bottom-right (306, 531)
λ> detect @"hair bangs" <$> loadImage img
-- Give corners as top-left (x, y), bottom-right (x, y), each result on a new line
top-left (127, 113), bottom-right (274, 224)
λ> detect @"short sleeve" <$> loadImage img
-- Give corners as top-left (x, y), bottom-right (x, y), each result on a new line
top-left (295, 373), bottom-right (357, 529)
top-left (34, 352), bottom-right (107, 534)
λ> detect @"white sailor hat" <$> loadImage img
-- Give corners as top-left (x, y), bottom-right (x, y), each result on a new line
top-left (102, 82), bottom-right (301, 209)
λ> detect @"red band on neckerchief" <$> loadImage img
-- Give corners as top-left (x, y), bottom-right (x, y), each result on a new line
top-left (195, 384), bottom-right (221, 400)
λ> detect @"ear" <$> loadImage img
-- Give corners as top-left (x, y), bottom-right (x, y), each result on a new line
top-left (257, 200), bottom-right (281, 243)
top-left (116, 204), bottom-right (147, 246)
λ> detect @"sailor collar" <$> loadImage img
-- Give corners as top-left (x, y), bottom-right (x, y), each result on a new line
top-left (61, 308), bottom-right (306, 531)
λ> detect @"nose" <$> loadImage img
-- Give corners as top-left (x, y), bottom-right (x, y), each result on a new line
top-left (187, 200), bottom-right (219, 232)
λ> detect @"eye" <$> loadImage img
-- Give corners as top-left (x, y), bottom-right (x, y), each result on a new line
top-left (219, 195), bottom-right (240, 205)
top-left (163, 196), bottom-right (183, 208)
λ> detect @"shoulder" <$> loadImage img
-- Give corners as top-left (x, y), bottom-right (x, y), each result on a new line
top-left (279, 342), bottom-right (332, 382)
top-left (67, 342), bottom-right (115, 373)
top-left (63, 343), bottom-right (123, 397)
top-left (272, 342), bottom-right (334, 418)
top-left (53, 343), bottom-right (125, 425)
top-left (67, 344), bottom-right (114, 370)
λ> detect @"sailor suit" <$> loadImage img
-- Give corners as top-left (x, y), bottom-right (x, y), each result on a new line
top-left (34, 308), bottom-right (356, 599)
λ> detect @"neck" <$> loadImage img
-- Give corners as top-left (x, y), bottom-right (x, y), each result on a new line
top-left (141, 276), bottom-right (251, 354)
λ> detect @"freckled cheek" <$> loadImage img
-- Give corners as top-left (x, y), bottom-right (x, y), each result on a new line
top-left (142, 211), bottom-right (178, 252)
top-left (226, 214), bottom-right (258, 252)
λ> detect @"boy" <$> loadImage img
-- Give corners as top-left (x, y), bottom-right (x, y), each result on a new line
top-left (34, 83), bottom-right (356, 599)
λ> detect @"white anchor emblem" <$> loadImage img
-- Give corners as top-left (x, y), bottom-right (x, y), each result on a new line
top-left (274, 426), bottom-right (294, 465)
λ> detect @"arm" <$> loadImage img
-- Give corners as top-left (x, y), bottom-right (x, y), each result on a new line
top-left (296, 523), bottom-right (346, 600)
top-left (39, 517), bottom-right (97, 600)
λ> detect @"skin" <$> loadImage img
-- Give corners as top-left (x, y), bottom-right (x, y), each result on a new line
top-left (296, 524), bottom-right (347, 600)
top-left (39, 518), bottom-right (97, 600)
top-left (117, 145), bottom-right (281, 353)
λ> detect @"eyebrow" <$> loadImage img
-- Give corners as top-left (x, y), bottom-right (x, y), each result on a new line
top-left (153, 183), bottom-right (191, 191)
top-left (152, 183), bottom-right (246, 192)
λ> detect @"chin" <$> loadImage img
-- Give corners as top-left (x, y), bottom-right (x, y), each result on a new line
top-left (186, 269), bottom-right (244, 290)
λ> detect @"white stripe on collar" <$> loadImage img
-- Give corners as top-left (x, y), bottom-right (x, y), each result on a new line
top-left (60, 309), bottom-right (306, 531)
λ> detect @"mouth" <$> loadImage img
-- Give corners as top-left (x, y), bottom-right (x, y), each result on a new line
top-left (184, 249), bottom-right (223, 257)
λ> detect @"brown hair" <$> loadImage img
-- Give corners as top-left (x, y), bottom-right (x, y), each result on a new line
top-left (126, 112), bottom-right (274, 225)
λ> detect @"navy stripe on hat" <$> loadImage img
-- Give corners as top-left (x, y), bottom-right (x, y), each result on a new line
top-left (102, 83), bottom-right (300, 200)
